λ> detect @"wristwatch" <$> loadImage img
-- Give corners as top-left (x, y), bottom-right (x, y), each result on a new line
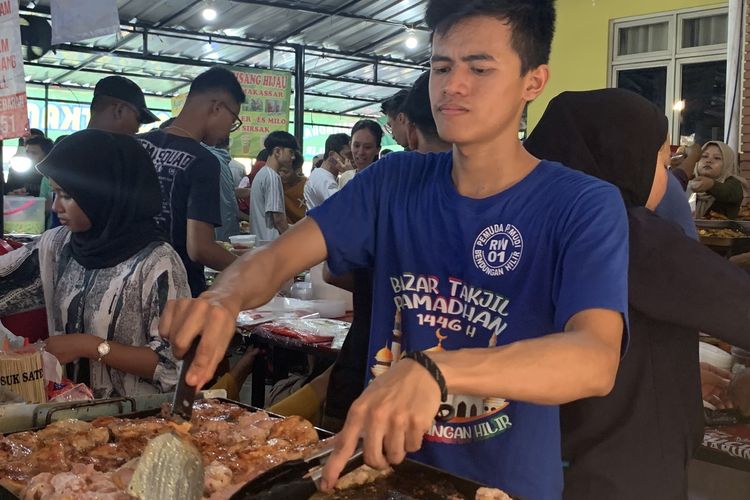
top-left (96, 340), bottom-right (111, 363)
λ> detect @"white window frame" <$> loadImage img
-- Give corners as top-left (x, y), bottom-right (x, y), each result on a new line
top-left (608, 5), bottom-right (729, 143)
top-left (673, 54), bottom-right (728, 140)
top-left (676, 7), bottom-right (729, 57)
top-left (611, 15), bottom-right (674, 64)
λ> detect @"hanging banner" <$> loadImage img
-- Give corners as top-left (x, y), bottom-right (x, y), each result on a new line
top-left (171, 68), bottom-right (292, 158)
top-left (231, 68), bottom-right (292, 157)
top-left (0, 0), bottom-right (29, 139)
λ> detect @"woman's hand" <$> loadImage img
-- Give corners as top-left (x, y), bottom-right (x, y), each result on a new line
top-left (700, 362), bottom-right (732, 409)
top-left (44, 334), bottom-right (98, 364)
top-left (690, 176), bottom-right (715, 193)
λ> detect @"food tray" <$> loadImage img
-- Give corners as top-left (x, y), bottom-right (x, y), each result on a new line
top-left (695, 219), bottom-right (733, 229)
top-left (0, 397), bottom-right (516, 500)
top-left (0, 397), bottom-right (332, 500)
top-left (698, 222), bottom-right (750, 256)
top-left (236, 459), bottom-right (520, 500)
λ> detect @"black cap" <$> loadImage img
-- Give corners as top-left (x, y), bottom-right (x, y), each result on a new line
top-left (93, 76), bottom-right (159, 124)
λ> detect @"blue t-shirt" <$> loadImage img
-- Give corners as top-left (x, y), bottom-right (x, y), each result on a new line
top-left (309, 152), bottom-right (629, 500)
top-left (655, 171), bottom-right (698, 240)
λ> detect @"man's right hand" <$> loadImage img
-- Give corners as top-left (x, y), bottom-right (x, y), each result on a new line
top-left (158, 291), bottom-right (241, 388)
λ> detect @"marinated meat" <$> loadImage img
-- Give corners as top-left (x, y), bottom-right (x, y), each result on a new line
top-left (85, 443), bottom-right (134, 471)
top-left (3, 432), bottom-right (40, 456)
top-left (69, 427), bottom-right (111, 453)
top-left (34, 441), bottom-right (69, 474)
top-left (475, 487), bottom-right (512, 500)
top-left (6, 400), bottom-right (321, 500)
top-left (204, 462), bottom-right (233, 496)
top-left (23, 464), bottom-right (130, 500)
top-left (268, 415), bottom-right (319, 446)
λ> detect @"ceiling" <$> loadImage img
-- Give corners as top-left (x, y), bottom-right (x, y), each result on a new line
top-left (20, 0), bottom-right (433, 117)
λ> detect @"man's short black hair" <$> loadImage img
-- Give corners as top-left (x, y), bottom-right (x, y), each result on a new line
top-left (351, 119), bottom-right (384, 148)
top-left (25, 136), bottom-right (54, 155)
top-left (188, 67), bottom-right (246, 105)
top-left (380, 90), bottom-right (409, 117)
top-left (402, 72), bottom-right (440, 140)
top-left (28, 128), bottom-right (45, 138)
top-left (324, 133), bottom-right (351, 158)
top-left (425, 0), bottom-right (556, 75)
top-left (264, 131), bottom-right (299, 154)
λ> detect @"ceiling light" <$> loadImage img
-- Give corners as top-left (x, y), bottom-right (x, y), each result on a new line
top-left (405, 30), bottom-right (418, 49)
top-left (673, 100), bottom-right (686, 112)
top-left (26, 2), bottom-right (36, 9)
top-left (202, 7), bottom-right (218, 21)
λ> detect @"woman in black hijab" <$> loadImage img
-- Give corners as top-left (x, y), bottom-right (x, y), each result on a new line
top-left (526, 88), bottom-right (750, 500)
top-left (0, 129), bottom-right (191, 398)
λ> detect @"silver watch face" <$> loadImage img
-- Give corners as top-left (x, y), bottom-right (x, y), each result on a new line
top-left (97, 341), bottom-right (110, 357)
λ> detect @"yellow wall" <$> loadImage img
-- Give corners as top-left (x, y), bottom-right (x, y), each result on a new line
top-left (528, 0), bottom-right (727, 130)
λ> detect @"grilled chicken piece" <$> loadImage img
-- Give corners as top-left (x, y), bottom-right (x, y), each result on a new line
top-left (267, 415), bottom-right (319, 447)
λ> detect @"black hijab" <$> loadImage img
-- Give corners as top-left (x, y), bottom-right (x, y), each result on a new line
top-left (37, 129), bottom-right (164, 269)
top-left (525, 88), bottom-right (668, 207)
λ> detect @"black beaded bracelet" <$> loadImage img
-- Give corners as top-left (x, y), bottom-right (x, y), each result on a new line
top-left (404, 350), bottom-right (449, 402)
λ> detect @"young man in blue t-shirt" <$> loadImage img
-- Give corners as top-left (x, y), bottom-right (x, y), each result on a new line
top-left (159, 2), bottom-right (631, 498)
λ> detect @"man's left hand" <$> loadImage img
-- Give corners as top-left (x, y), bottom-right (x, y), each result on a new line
top-left (319, 357), bottom-right (441, 492)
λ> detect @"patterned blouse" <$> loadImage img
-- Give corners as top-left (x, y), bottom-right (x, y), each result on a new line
top-left (0, 227), bottom-right (190, 398)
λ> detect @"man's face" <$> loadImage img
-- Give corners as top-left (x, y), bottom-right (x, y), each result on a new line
top-left (429, 17), bottom-right (533, 147)
top-left (386, 112), bottom-right (410, 148)
top-left (277, 164), bottom-right (296, 186)
top-left (276, 147), bottom-right (296, 169)
top-left (207, 97), bottom-right (241, 144)
top-left (25, 145), bottom-right (46, 166)
top-left (115, 102), bottom-right (142, 135)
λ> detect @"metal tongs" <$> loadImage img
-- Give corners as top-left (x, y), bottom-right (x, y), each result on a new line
top-left (233, 441), bottom-right (364, 499)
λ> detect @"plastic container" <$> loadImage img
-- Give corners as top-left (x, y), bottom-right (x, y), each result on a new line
top-left (309, 299), bottom-right (347, 319)
top-left (699, 342), bottom-right (733, 371)
top-left (228, 234), bottom-right (256, 249)
top-left (3, 196), bottom-right (45, 235)
top-left (289, 282), bottom-right (314, 301)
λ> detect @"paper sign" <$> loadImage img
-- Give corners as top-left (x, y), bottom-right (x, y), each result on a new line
top-left (0, 0), bottom-right (29, 139)
top-left (171, 68), bottom-right (292, 157)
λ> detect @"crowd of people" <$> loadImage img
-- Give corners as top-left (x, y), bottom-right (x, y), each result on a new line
top-left (1, 0), bottom-right (750, 499)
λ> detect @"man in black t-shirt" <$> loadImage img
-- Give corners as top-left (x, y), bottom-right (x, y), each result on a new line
top-left (138, 67), bottom-right (245, 296)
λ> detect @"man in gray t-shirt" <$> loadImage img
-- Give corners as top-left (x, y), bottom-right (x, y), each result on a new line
top-left (250, 131), bottom-right (298, 242)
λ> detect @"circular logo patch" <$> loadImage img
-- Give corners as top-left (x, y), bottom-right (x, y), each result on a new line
top-left (472, 224), bottom-right (523, 276)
